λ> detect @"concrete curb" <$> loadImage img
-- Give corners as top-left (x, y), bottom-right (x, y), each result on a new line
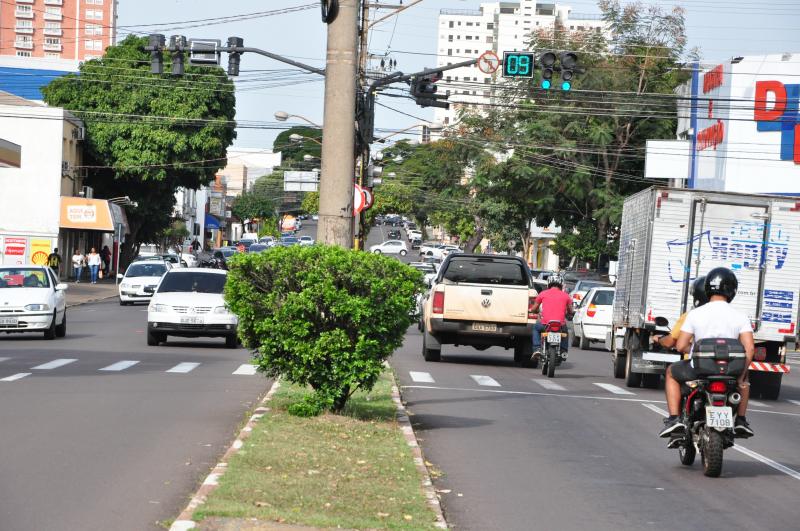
top-left (66, 294), bottom-right (117, 308)
top-left (170, 379), bottom-right (282, 531)
top-left (389, 371), bottom-right (449, 529)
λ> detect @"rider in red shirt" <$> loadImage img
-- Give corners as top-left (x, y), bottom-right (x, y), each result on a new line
top-left (530, 274), bottom-right (574, 361)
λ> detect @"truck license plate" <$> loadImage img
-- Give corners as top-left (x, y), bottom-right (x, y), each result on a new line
top-left (0, 317), bottom-right (18, 325)
top-left (706, 406), bottom-right (733, 428)
top-left (547, 332), bottom-right (562, 344)
top-left (180, 317), bottom-right (204, 325)
top-left (472, 322), bottom-right (497, 332)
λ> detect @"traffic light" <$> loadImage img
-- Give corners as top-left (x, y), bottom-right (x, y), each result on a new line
top-left (559, 52), bottom-right (578, 91)
top-left (227, 37), bottom-right (243, 76)
top-left (148, 34), bottom-right (165, 74)
top-left (169, 35), bottom-right (186, 76)
top-left (411, 71), bottom-right (449, 109)
top-left (538, 51), bottom-right (556, 90)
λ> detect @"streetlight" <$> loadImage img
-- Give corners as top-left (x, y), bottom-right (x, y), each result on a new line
top-left (374, 121), bottom-right (444, 143)
top-left (290, 133), bottom-right (323, 146)
top-left (303, 154), bottom-right (319, 162)
top-left (274, 110), bottom-right (321, 128)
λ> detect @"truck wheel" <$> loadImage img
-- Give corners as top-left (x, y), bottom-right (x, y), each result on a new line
top-left (701, 429), bottom-right (724, 478)
top-left (514, 339), bottom-right (532, 366)
top-left (225, 335), bottom-right (238, 349)
top-left (612, 351), bottom-right (625, 379)
top-left (422, 334), bottom-right (441, 362)
top-left (147, 330), bottom-right (162, 346)
top-left (760, 376), bottom-right (782, 400)
top-left (642, 374), bottom-right (660, 389)
top-left (547, 347), bottom-right (557, 378)
top-left (624, 349), bottom-right (642, 388)
top-left (579, 328), bottom-right (591, 350)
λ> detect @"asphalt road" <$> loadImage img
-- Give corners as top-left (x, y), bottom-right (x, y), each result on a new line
top-left (392, 328), bottom-right (800, 531)
top-left (0, 300), bottom-right (270, 531)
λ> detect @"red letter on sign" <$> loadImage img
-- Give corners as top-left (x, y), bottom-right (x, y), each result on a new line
top-left (754, 80), bottom-right (787, 121)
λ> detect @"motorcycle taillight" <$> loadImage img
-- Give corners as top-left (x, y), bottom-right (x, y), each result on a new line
top-left (548, 322), bottom-right (561, 332)
top-left (708, 381), bottom-right (727, 393)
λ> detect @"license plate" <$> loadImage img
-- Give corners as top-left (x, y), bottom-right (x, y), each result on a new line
top-left (180, 317), bottom-right (204, 325)
top-left (472, 322), bottom-right (497, 332)
top-left (706, 406), bottom-right (733, 428)
top-left (0, 317), bottom-right (18, 325)
top-left (546, 332), bottom-right (562, 344)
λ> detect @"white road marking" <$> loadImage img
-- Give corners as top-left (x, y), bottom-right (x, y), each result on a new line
top-left (409, 371), bottom-right (435, 383)
top-left (99, 360), bottom-right (139, 372)
top-left (166, 362), bottom-right (201, 374)
top-left (470, 375), bottom-right (501, 387)
top-left (532, 379), bottom-right (566, 391)
top-left (232, 364), bottom-right (257, 376)
top-left (593, 383), bottom-right (636, 395)
top-left (31, 358), bottom-right (77, 370)
top-left (1, 373), bottom-right (31, 382)
top-left (748, 400), bottom-right (770, 408)
top-left (787, 400), bottom-right (800, 406)
top-left (0, 357), bottom-right (10, 363)
top-left (642, 403), bottom-right (668, 417)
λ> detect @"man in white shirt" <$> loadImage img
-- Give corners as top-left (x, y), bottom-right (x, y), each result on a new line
top-left (659, 267), bottom-right (755, 439)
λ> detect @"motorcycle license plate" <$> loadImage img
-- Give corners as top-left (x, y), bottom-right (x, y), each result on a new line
top-left (546, 332), bottom-right (561, 344)
top-left (472, 322), bottom-right (497, 332)
top-left (706, 406), bottom-right (733, 429)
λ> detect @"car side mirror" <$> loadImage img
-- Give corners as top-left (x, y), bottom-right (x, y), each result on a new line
top-left (117, 273), bottom-right (124, 280)
top-left (55, 283), bottom-right (68, 291)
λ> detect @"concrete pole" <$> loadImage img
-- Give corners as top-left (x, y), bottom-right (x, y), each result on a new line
top-left (317, 0), bottom-right (359, 247)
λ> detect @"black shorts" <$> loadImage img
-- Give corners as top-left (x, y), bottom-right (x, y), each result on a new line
top-left (669, 359), bottom-right (697, 383)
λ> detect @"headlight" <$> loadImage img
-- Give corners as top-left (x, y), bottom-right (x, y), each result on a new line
top-left (24, 303), bottom-right (50, 311)
top-left (150, 304), bottom-right (170, 313)
top-left (213, 306), bottom-right (230, 314)
top-left (120, 283), bottom-right (129, 289)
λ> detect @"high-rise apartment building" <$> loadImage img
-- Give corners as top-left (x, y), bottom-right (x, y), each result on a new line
top-left (434, 1), bottom-right (605, 126)
top-left (1, 0), bottom-right (117, 61)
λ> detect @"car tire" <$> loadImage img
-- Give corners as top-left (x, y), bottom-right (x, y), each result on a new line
top-left (147, 330), bottom-right (163, 346)
top-left (225, 335), bottom-right (238, 349)
top-left (55, 310), bottom-right (66, 338)
top-left (514, 338), bottom-right (533, 366)
top-left (422, 333), bottom-right (441, 362)
top-left (399, 250), bottom-right (407, 256)
top-left (579, 327), bottom-right (591, 350)
top-left (43, 311), bottom-right (57, 340)
top-left (119, 299), bottom-right (130, 306)
top-left (374, 249), bottom-right (382, 254)
top-left (624, 348), bottom-right (642, 388)
top-left (612, 350), bottom-right (626, 379)
top-left (571, 328), bottom-right (580, 347)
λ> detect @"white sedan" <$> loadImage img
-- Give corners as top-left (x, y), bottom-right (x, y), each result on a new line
top-left (0, 265), bottom-right (67, 339)
top-left (370, 240), bottom-right (409, 256)
top-left (299, 236), bottom-right (315, 246)
top-left (118, 260), bottom-right (170, 305)
top-left (571, 287), bottom-right (615, 351)
top-left (147, 268), bottom-right (238, 348)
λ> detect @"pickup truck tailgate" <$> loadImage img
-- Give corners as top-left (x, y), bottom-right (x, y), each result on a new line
top-left (443, 284), bottom-right (529, 323)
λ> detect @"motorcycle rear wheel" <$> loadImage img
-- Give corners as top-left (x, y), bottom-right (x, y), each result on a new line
top-left (547, 348), bottom-right (557, 378)
top-left (701, 429), bottom-right (724, 477)
top-left (679, 441), bottom-right (696, 466)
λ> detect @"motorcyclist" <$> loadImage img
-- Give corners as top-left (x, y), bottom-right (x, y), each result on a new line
top-left (530, 274), bottom-right (574, 362)
top-left (651, 276), bottom-right (707, 350)
top-left (659, 267), bottom-right (755, 439)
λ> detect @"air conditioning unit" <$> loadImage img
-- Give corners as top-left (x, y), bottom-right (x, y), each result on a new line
top-left (71, 126), bottom-right (85, 140)
top-left (80, 185), bottom-right (93, 198)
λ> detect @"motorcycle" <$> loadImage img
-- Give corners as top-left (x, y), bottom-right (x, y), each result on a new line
top-left (671, 337), bottom-right (748, 477)
top-left (539, 320), bottom-right (568, 378)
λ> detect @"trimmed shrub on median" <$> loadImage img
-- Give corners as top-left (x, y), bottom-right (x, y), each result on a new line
top-left (225, 244), bottom-right (422, 413)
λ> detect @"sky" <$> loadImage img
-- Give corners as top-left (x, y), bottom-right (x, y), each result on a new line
top-left (117, 0), bottom-right (800, 150)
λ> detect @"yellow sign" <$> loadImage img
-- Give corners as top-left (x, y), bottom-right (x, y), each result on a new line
top-left (30, 239), bottom-right (51, 266)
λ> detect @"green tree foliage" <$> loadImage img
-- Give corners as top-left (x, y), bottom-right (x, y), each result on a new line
top-left (225, 245), bottom-right (422, 413)
top-left (301, 191), bottom-right (319, 214)
top-left (42, 35), bottom-right (236, 261)
top-left (273, 126), bottom-right (322, 166)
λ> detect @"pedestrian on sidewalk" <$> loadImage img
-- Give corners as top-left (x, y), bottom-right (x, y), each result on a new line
top-left (47, 248), bottom-right (62, 278)
top-left (100, 245), bottom-right (112, 276)
top-left (71, 249), bottom-right (84, 283)
top-left (87, 248), bottom-right (101, 284)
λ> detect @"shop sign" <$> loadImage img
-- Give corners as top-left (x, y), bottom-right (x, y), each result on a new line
top-left (67, 204), bottom-right (97, 223)
top-left (3, 237), bottom-right (27, 265)
top-left (30, 239), bottom-right (52, 266)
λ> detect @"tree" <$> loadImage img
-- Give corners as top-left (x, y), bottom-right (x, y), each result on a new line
top-left (42, 35), bottom-right (236, 262)
top-left (273, 126), bottom-right (322, 166)
top-left (301, 191), bottom-right (319, 214)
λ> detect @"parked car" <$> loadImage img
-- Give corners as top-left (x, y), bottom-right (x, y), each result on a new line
top-left (299, 236), bottom-right (315, 246)
top-left (259, 236), bottom-right (276, 246)
top-left (419, 241), bottom-right (444, 256)
top-left (387, 229), bottom-right (402, 239)
top-left (440, 245), bottom-right (463, 258)
top-left (279, 236), bottom-right (300, 246)
top-left (369, 240), bottom-right (409, 256)
top-left (247, 243), bottom-right (270, 253)
top-left (571, 287), bottom-right (615, 351)
top-left (0, 265), bottom-right (67, 339)
top-left (312, 214), bottom-right (319, 221)
top-left (407, 229), bottom-right (422, 241)
top-left (410, 237), bottom-right (422, 250)
top-left (409, 262), bottom-right (438, 286)
top-left (180, 253), bottom-right (198, 268)
top-left (569, 278), bottom-right (612, 307)
top-left (236, 238), bottom-right (257, 250)
top-left (146, 268), bottom-right (238, 348)
top-left (118, 260), bottom-right (170, 305)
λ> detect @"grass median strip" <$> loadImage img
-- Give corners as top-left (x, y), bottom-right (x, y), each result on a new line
top-left (195, 371), bottom-right (439, 530)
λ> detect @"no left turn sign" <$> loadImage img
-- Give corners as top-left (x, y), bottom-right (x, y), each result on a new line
top-left (477, 51), bottom-right (501, 74)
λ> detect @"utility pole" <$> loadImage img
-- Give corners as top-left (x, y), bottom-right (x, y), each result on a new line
top-left (354, 0), bottom-right (370, 250)
top-left (318, 0), bottom-right (359, 247)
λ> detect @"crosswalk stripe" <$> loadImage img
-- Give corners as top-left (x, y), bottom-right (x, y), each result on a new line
top-left (532, 379), bottom-right (566, 391)
top-left (593, 383), bottom-right (636, 395)
top-left (31, 359), bottom-right (77, 370)
top-left (232, 364), bottom-right (257, 376)
top-left (409, 371), bottom-right (435, 383)
top-left (470, 375), bottom-right (501, 387)
top-left (99, 360), bottom-right (139, 372)
top-left (0, 357), bottom-right (10, 363)
top-left (787, 400), bottom-right (800, 406)
top-left (166, 362), bottom-right (201, 374)
top-left (1, 373), bottom-right (31, 382)
top-left (748, 400), bottom-right (771, 408)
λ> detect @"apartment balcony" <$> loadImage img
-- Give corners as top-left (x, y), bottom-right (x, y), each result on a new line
top-left (14, 40), bottom-right (34, 50)
top-left (43, 28), bottom-right (62, 36)
top-left (14, 8), bottom-right (34, 18)
top-left (44, 0), bottom-right (63, 5)
top-left (15, 25), bottom-right (34, 34)
top-left (43, 12), bottom-right (63, 21)
top-left (43, 43), bottom-right (62, 52)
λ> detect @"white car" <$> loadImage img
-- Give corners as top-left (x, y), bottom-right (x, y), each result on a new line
top-left (407, 229), bottom-right (422, 241)
top-left (180, 253), bottom-right (198, 268)
top-left (370, 240), bottom-right (409, 256)
top-left (147, 268), bottom-right (238, 348)
top-left (419, 242), bottom-right (445, 256)
top-left (259, 236), bottom-right (276, 247)
top-left (571, 287), bottom-right (615, 351)
top-left (0, 265), bottom-right (67, 339)
top-left (118, 260), bottom-right (170, 305)
top-left (299, 235), bottom-right (315, 246)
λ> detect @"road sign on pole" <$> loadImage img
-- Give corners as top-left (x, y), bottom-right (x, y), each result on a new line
top-left (477, 51), bottom-right (501, 74)
top-left (353, 184), bottom-right (366, 215)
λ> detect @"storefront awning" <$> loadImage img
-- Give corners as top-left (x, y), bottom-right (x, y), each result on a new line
top-left (205, 213), bottom-right (221, 229)
top-left (60, 197), bottom-right (115, 231)
top-left (0, 138), bottom-right (21, 168)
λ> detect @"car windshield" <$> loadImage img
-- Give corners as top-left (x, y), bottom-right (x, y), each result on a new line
top-left (442, 257), bottom-right (527, 286)
top-left (248, 244), bottom-right (268, 252)
top-left (281, 237), bottom-right (299, 244)
top-left (125, 263), bottom-right (167, 278)
top-left (0, 268), bottom-right (50, 288)
top-left (592, 290), bottom-right (614, 305)
top-left (157, 272), bottom-right (227, 294)
top-left (578, 280), bottom-right (610, 291)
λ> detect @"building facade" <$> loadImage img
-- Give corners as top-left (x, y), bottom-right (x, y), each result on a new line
top-left (434, 1), bottom-right (605, 127)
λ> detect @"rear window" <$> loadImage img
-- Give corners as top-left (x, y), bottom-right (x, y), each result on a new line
top-left (579, 280), bottom-right (609, 290)
top-left (126, 263), bottom-right (167, 277)
top-left (158, 272), bottom-right (227, 294)
top-left (442, 257), bottom-right (528, 286)
top-left (591, 290), bottom-right (614, 305)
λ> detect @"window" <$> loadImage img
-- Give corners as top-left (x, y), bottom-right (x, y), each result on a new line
top-left (85, 23), bottom-right (103, 35)
top-left (447, 49), bottom-right (452, 56)
top-left (86, 9), bottom-right (103, 19)
top-left (445, 76), bottom-right (451, 82)
top-left (16, 51), bottom-right (32, 57)
top-left (86, 0), bottom-right (104, 4)
top-left (85, 39), bottom-right (103, 50)
top-left (465, 49), bottom-right (471, 54)
top-left (45, 6), bottom-right (62, 16)
top-left (45, 52), bottom-right (61, 58)
top-left (483, 91), bottom-right (490, 98)
top-left (486, 23), bottom-right (494, 30)
top-left (487, 36), bottom-right (493, 43)
top-left (45, 37), bottom-right (61, 45)
top-left (448, 34), bottom-right (453, 42)
top-left (449, 21), bottom-right (453, 28)
top-left (466, 22), bottom-right (473, 26)
top-left (484, 78), bottom-right (491, 84)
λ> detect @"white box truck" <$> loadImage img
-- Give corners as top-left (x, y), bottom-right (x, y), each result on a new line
top-left (611, 186), bottom-right (794, 399)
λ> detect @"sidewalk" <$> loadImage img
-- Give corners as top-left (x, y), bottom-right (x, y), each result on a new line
top-left (64, 278), bottom-right (119, 307)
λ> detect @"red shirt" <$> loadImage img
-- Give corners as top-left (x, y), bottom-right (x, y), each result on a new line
top-left (535, 287), bottom-right (573, 324)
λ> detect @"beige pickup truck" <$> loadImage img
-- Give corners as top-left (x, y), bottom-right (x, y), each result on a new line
top-left (421, 254), bottom-right (538, 365)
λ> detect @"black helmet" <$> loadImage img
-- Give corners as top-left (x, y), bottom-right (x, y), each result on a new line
top-left (548, 274), bottom-right (563, 289)
top-left (691, 275), bottom-right (708, 308)
top-left (704, 267), bottom-right (738, 302)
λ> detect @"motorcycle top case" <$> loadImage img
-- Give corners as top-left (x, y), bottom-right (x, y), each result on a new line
top-left (692, 338), bottom-right (746, 377)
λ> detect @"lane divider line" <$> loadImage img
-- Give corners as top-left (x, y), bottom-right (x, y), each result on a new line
top-left (166, 362), bottom-right (201, 374)
top-left (787, 400), bottom-right (800, 406)
top-left (0, 357), bottom-right (10, 363)
top-left (99, 360), bottom-right (139, 372)
top-left (232, 364), bottom-right (257, 376)
top-left (593, 382), bottom-right (636, 395)
top-left (470, 375), bottom-right (501, 387)
top-left (0, 373), bottom-right (31, 382)
top-left (532, 378), bottom-right (567, 391)
top-left (31, 359), bottom-right (78, 370)
top-left (409, 371), bottom-right (435, 383)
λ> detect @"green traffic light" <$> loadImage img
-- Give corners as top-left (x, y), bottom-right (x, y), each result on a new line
top-left (542, 79), bottom-right (551, 90)
top-left (561, 81), bottom-right (571, 91)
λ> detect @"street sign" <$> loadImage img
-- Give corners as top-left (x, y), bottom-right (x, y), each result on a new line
top-left (502, 51), bottom-right (534, 78)
top-left (477, 51), bottom-right (501, 74)
top-left (353, 184), bottom-right (366, 215)
top-left (188, 39), bottom-right (221, 65)
top-left (362, 188), bottom-right (374, 210)
top-left (284, 170), bottom-right (319, 192)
